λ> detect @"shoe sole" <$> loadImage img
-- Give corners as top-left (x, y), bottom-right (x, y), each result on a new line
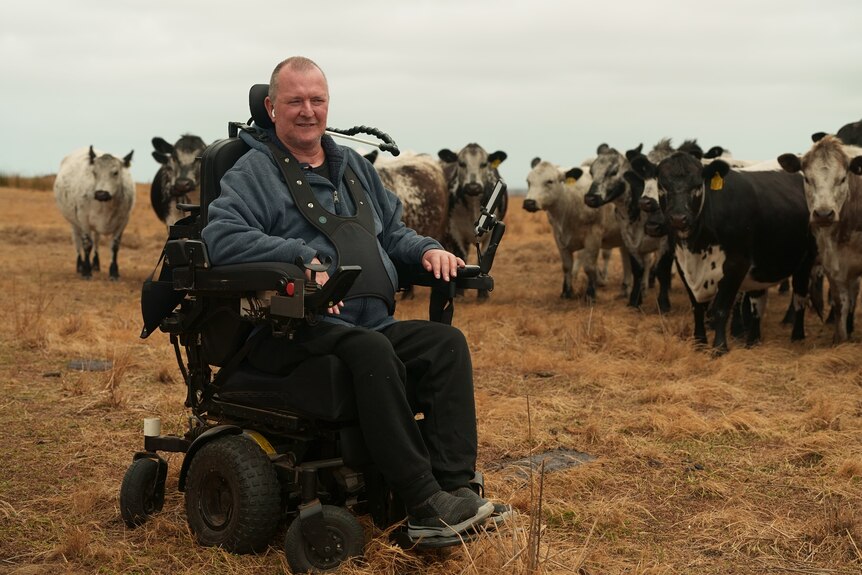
top-left (407, 501), bottom-right (494, 538)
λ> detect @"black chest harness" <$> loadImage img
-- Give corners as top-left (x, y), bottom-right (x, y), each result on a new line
top-left (260, 138), bottom-right (396, 314)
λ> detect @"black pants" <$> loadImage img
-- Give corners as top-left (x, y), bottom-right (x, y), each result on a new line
top-left (247, 319), bottom-right (477, 508)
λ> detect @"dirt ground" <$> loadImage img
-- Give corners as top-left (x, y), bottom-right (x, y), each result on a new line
top-left (0, 183), bottom-right (860, 575)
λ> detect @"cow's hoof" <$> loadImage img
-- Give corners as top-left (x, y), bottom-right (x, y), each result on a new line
top-left (560, 291), bottom-right (573, 300)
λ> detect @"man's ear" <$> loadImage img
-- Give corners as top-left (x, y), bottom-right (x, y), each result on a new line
top-left (264, 97), bottom-right (275, 118)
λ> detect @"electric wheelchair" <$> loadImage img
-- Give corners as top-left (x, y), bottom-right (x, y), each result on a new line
top-left (119, 84), bottom-right (506, 572)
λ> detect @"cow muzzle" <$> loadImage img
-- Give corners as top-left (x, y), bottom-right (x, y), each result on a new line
top-left (811, 208), bottom-right (836, 226)
top-left (94, 190), bottom-right (113, 202)
top-left (522, 199), bottom-right (540, 213)
top-left (639, 196), bottom-right (659, 213)
top-left (171, 178), bottom-right (196, 197)
top-left (668, 213), bottom-right (689, 231)
top-left (459, 183), bottom-right (484, 197)
top-left (584, 193), bottom-right (604, 208)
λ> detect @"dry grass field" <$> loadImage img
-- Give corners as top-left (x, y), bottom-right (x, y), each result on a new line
top-left (0, 182), bottom-right (860, 575)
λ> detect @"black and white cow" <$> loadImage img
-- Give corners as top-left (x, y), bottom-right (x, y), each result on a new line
top-left (655, 152), bottom-right (817, 353)
top-left (53, 146), bottom-right (136, 279)
top-left (438, 143), bottom-right (508, 299)
top-left (778, 135), bottom-right (862, 343)
top-left (836, 118), bottom-right (862, 147)
top-left (150, 134), bottom-right (207, 228)
top-left (583, 143), bottom-right (667, 311)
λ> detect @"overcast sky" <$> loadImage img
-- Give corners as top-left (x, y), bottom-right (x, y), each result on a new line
top-left (2, 0), bottom-right (860, 191)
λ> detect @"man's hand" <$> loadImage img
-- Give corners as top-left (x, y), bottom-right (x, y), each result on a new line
top-left (306, 257), bottom-right (344, 315)
top-left (422, 249), bottom-right (465, 282)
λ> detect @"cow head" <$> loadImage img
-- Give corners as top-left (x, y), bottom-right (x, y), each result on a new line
top-left (438, 143), bottom-right (507, 205)
top-left (88, 145), bottom-right (133, 202)
top-left (585, 144), bottom-right (631, 208)
top-left (524, 159), bottom-right (583, 213)
top-left (655, 152), bottom-right (716, 238)
top-left (778, 135), bottom-right (862, 227)
top-left (152, 135), bottom-right (206, 199)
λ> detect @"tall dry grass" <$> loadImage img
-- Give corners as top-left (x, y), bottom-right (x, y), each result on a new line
top-left (0, 184), bottom-right (860, 575)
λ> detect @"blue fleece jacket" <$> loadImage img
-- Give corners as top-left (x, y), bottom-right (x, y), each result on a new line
top-left (201, 128), bottom-right (442, 330)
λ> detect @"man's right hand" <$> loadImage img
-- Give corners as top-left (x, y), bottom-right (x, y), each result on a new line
top-left (306, 257), bottom-right (344, 315)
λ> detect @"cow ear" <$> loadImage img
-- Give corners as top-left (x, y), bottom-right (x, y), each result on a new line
top-left (152, 151), bottom-right (170, 164)
top-left (777, 153), bottom-right (802, 174)
top-left (363, 150), bottom-right (379, 165)
top-left (625, 143), bottom-right (643, 160)
top-left (530, 157), bottom-right (541, 169)
top-left (89, 145), bottom-right (96, 164)
top-left (438, 149), bottom-right (457, 163)
top-left (703, 146), bottom-right (724, 159)
top-left (489, 151), bottom-right (507, 168)
top-left (564, 167), bottom-right (583, 183)
top-left (703, 160), bottom-right (730, 189)
top-left (849, 156), bottom-right (862, 176)
top-left (630, 155), bottom-right (655, 179)
top-left (596, 143), bottom-right (610, 155)
top-left (811, 132), bottom-right (828, 143)
top-left (152, 137), bottom-right (174, 154)
top-left (123, 151), bottom-right (133, 167)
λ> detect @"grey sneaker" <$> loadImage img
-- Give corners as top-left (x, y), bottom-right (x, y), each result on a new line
top-left (407, 490), bottom-right (493, 538)
top-left (449, 486), bottom-right (513, 525)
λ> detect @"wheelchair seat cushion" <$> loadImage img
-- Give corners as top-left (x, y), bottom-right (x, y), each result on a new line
top-left (215, 355), bottom-right (356, 422)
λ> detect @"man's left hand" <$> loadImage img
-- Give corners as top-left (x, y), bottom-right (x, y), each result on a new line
top-left (422, 249), bottom-right (465, 281)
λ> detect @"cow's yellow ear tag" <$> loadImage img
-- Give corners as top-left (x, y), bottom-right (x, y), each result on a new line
top-left (566, 176), bottom-right (577, 185)
top-left (491, 159), bottom-right (501, 169)
top-left (710, 173), bottom-right (724, 190)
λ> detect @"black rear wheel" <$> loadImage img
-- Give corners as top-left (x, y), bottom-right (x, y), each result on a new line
top-left (284, 505), bottom-right (365, 572)
top-left (184, 434), bottom-right (281, 553)
top-left (120, 457), bottom-right (166, 527)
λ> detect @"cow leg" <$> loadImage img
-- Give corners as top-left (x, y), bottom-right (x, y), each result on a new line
top-left (109, 235), bottom-right (121, 280)
top-left (788, 256), bottom-right (814, 342)
top-left (92, 232), bottom-right (101, 272)
top-left (676, 260), bottom-right (708, 345)
top-left (744, 290), bottom-right (767, 347)
top-left (628, 252), bottom-right (645, 308)
top-left (847, 277), bottom-right (860, 337)
top-left (710, 270), bottom-right (747, 354)
top-left (654, 246), bottom-right (674, 314)
top-left (729, 293), bottom-right (746, 338)
top-left (79, 233), bottom-right (93, 279)
top-left (559, 248), bottom-right (575, 299)
top-left (596, 248), bottom-right (612, 287)
top-left (618, 246), bottom-right (633, 297)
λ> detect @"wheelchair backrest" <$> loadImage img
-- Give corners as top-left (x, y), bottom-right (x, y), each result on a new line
top-left (197, 84), bottom-right (271, 232)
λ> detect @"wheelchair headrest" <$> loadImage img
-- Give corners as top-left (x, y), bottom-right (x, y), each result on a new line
top-left (249, 84), bottom-right (273, 130)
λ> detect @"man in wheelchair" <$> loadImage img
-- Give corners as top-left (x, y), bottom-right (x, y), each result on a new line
top-left (126, 55), bottom-right (508, 571)
top-left (204, 55), bottom-right (496, 537)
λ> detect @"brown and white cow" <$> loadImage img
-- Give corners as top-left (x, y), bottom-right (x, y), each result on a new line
top-left (778, 135), bottom-right (862, 343)
top-left (438, 143), bottom-right (507, 299)
top-left (371, 153), bottom-right (450, 299)
top-left (523, 158), bottom-right (624, 301)
top-left (150, 134), bottom-right (207, 229)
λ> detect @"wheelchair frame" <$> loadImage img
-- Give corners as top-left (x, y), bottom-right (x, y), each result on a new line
top-left (121, 93), bottom-right (505, 571)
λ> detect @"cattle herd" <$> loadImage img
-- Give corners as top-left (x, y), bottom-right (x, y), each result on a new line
top-left (50, 117), bottom-right (862, 352)
top-left (523, 117), bottom-right (862, 352)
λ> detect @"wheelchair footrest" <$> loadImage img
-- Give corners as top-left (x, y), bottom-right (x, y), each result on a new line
top-left (390, 526), bottom-right (482, 550)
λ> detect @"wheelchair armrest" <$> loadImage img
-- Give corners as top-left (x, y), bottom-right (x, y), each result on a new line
top-left (173, 262), bottom-right (305, 293)
top-left (396, 263), bottom-right (494, 293)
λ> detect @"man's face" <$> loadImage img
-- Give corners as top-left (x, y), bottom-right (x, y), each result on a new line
top-left (268, 66), bottom-right (329, 153)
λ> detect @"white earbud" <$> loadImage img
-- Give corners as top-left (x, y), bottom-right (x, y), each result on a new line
top-left (271, 110), bottom-right (276, 117)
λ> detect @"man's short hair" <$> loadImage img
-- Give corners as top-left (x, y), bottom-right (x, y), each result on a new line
top-left (269, 56), bottom-right (327, 101)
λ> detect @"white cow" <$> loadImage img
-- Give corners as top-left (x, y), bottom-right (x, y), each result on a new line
top-left (523, 158), bottom-right (625, 301)
top-left (54, 146), bottom-right (135, 280)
